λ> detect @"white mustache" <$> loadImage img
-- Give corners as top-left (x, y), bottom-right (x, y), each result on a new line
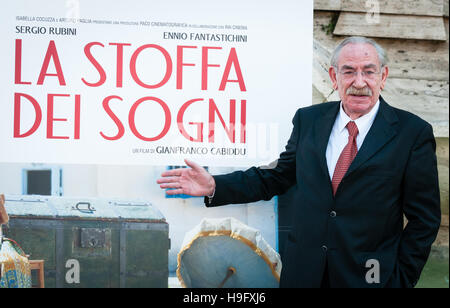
top-left (346, 87), bottom-right (373, 96)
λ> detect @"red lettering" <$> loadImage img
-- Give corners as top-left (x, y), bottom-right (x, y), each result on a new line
top-left (208, 98), bottom-right (236, 143)
top-left (177, 98), bottom-right (204, 142)
top-left (130, 45), bottom-right (172, 89)
top-left (219, 48), bottom-right (246, 91)
top-left (74, 94), bottom-right (81, 140)
top-left (176, 45), bottom-right (197, 90)
top-left (47, 94), bottom-right (70, 139)
top-left (14, 39), bottom-right (31, 85)
top-left (14, 93), bottom-right (42, 138)
top-left (129, 97), bottom-right (171, 141)
top-left (109, 43), bottom-right (131, 88)
top-left (240, 99), bottom-right (246, 143)
top-left (100, 95), bottom-right (125, 141)
top-left (82, 42), bottom-right (106, 87)
top-left (78, 43), bottom-right (246, 91)
top-left (37, 41), bottom-right (66, 86)
top-left (202, 46), bottom-right (222, 91)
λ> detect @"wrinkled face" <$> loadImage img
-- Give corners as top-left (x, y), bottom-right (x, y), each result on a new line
top-left (329, 43), bottom-right (389, 119)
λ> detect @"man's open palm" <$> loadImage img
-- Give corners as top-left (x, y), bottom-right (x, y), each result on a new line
top-left (157, 159), bottom-right (215, 196)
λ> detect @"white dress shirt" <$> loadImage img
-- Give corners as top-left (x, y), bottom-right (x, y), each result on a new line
top-left (325, 100), bottom-right (380, 180)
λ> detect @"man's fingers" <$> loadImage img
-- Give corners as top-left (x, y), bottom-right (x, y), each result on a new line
top-left (184, 159), bottom-right (202, 172)
top-left (159, 182), bottom-right (181, 189)
top-left (160, 169), bottom-right (183, 177)
top-left (157, 177), bottom-right (180, 184)
top-left (165, 188), bottom-right (184, 195)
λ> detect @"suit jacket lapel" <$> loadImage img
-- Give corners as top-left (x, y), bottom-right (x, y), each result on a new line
top-left (314, 101), bottom-right (340, 186)
top-left (346, 97), bottom-right (399, 177)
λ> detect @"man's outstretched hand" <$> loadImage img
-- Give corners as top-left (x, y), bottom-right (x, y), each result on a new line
top-left (157, 159), bottom-right (215, 196)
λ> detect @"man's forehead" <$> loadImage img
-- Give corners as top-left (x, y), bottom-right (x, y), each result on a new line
top-left (337, 43), bottom-right (380, 66)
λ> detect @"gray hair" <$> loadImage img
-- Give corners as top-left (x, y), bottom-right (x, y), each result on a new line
top-left (330, 36), bottom-right (389, 69)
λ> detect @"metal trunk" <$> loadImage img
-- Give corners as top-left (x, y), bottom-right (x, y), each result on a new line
top-left (2, 195), bottom-right (170, 288)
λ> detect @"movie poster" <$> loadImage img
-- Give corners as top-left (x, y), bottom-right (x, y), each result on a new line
top-left (0, 0), bottom-right (313, 167)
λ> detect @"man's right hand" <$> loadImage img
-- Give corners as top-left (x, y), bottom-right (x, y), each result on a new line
top-left (157, 159), bottom-right (216, 197)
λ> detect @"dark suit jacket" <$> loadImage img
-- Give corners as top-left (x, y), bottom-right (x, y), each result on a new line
top-left (205, 97), bottom-right (441, 288)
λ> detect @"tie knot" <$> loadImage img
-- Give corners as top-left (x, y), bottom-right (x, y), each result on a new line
top-left (346, 121), bottom-right (359, 137)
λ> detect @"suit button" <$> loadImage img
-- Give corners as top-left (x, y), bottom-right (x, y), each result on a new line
top-left (330, 211), bottom-right (337, 217)
top-left (322, 245), bottom-right (328, 252)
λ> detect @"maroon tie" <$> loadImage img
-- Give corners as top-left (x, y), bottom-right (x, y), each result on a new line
top-left (331, 121), bottom-right (359, 196)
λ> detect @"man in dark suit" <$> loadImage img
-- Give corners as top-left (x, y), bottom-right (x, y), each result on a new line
top-left (157, 37), bottom-right (441, 288)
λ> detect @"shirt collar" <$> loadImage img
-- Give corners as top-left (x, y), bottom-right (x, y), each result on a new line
top-left (337, 100), bottom-right (380, 135)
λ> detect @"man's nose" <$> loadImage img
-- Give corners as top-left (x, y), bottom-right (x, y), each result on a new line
top-left (353, 72), bottom-right (367, 88)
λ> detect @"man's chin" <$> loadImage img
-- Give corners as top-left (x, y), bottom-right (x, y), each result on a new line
top-left (343, 96), bottom-right (376, 117)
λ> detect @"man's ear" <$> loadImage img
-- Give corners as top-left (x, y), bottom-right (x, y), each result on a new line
top-left (380, 66), bottom-right (389, 90)
top-left (329, 66), bottom-right (338, 90)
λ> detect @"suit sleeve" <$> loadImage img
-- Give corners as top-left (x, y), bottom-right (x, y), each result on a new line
top-left (397, 123), bottom-right (441, 287)
top-left (205, 109), bottom-right (300, 207)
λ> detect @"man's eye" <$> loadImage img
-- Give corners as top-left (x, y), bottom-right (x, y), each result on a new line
top-left (343, 71), bottom-right (354, 75)
top-left (364, 71), bottom-right (375, 75)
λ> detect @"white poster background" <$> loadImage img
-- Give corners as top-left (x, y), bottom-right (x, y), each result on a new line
top-left (0, 0), bottom-right (313, 167)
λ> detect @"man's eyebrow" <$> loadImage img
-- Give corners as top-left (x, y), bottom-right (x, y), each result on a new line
top-left (340, 64), bottom-right (378, 70)
top-left (340, 65), bottom-right (354, 70)
top-left (363, 64), bottom-right (378, 69)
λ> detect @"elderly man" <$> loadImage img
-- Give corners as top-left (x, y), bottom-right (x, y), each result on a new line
top-left (157, 37), bottom-right (441, 288)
